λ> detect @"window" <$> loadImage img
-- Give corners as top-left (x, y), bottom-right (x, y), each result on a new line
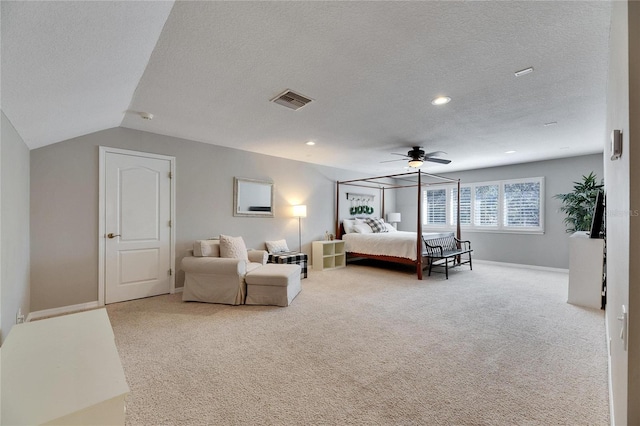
top-left (451, 186), bottom-right (472, 225)
top-left (503, 181), bottom-right (541, 228)
top-left (423, 177), bottom-right (544, 233)
top-left (474, 184), bottom-right (499, 227)
top-left (425, 188), bottom-right (447, 225)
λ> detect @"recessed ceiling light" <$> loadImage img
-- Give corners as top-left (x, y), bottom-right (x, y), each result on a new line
top-left (544, 121), bottom-right (558, 127)
top-left (505, 150), bottom-right (516, 154)
top-left (305, 141), bottom-right (315, 146)
top-left (431, 96), bottom-right (451, 106)
top-left (514, 67), bottom-right (534, 77)
top-left (139, 112), bottom-right (153, 120)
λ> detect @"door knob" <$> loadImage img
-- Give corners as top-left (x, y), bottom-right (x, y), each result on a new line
top-left (107, 233), bottom-right (121, 239)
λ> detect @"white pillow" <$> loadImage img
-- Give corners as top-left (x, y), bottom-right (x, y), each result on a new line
top-left (343, 219), bottom-right (356, 234)
top-left (265, 239), bottom-right (289, 253)
top-left (194, 239), bottom-right (221, 257)
top-left (384, 223), bottom-right (398, 232)
top-left (219, 235), bottom-right (248, 260)
top-left (352, 223), bottom-right (373, 233)
top-left (354, 218), bottom-right (373, 233)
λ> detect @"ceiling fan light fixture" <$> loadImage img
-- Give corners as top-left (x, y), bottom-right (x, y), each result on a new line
top-left (431, 96), bottom-right (451, 106)
top-left (408, 159), bottom-right (424, 168)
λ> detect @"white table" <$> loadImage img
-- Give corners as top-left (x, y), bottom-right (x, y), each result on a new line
top-left (1, 308), bottom-right (129, 425)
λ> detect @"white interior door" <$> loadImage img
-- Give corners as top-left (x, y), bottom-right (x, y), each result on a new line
top-left (103, 149), bottom-right (173, 304)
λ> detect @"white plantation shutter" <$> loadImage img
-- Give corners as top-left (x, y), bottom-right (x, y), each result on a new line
top-left (422, 177), bottom-right (544, 233)
top-left (474, 185), bottom-right (499, 226)
top-left (424, 189), bottom-right (447, 225)
top-left (503, 181), bottom-right (541, 227)
top-left (451, 186), bottom-right (472, 225)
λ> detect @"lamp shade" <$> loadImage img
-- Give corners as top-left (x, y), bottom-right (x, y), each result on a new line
top-left (387, 212), bottom-right (401, 223)
top-left (293, 205), bottom-right (307, 218)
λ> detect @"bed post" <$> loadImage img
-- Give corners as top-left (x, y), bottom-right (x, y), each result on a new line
top-left (417, 171), bottom-right (423, 280)
top-left (336, 181), bottom-right (341, 238)
top-left (456, 179), bottom-right (462, 262)
top-left (381, 187), bottom-right (385, 219)
top-left (456, 179), bottom-right (461, 241)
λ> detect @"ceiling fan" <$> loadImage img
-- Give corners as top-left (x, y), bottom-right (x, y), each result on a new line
top-left (381, 146), bottom-right (452, 168)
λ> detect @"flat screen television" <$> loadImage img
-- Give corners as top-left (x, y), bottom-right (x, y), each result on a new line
top-left (589, 190), bottom-right (605, 238)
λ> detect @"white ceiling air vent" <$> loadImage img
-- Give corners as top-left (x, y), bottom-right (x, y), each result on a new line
top-left (270, 89), bottom-right (313, 110)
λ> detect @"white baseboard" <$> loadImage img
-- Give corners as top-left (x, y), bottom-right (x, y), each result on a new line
top-left (27, 301), bottom-right (101, 322)
top-left (27, 290), bottom-right (183, 321)
top-left (474, 259), bottom-right (569, 273)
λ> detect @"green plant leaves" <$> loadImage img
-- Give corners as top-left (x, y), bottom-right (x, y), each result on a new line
top-left (554, 172), bottom-right (603, 233)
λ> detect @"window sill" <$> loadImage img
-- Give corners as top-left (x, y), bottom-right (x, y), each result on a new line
top-left (422, 226), bottom-right (544, 235)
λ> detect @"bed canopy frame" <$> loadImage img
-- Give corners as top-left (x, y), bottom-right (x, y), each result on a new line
top-left (336, 170), bottom-right (461, 279)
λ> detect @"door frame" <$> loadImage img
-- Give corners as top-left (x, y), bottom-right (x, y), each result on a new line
top-left (98, 146), bottom-right (176, 306)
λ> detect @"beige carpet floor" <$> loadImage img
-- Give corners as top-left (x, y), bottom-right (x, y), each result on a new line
top-left (107, 261), bottom-right (609, 426)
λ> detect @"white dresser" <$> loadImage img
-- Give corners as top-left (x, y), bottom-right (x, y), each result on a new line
top-left (1, 308), bottom-right (129, 425)
top-left (568, 232), bottom-right (605, 309)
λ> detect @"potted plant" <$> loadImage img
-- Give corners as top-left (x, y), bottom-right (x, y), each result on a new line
top-left (554, 172), bottom-right (604, 233)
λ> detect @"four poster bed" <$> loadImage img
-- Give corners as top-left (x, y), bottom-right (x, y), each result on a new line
top-left (335, 170), bottom-right (463, 280)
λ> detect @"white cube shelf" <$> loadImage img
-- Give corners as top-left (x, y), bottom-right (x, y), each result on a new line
top-left (312, 240), bottom-right (346, 271)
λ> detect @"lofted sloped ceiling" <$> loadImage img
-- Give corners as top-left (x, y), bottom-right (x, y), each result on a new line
top-left (2, 1), bottom-right (611, 174)
top-left (1, 1), bottom-right (174, 149)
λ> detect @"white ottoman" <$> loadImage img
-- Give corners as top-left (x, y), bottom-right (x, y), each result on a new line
top-left (245, 264), bottom-right (301, 307)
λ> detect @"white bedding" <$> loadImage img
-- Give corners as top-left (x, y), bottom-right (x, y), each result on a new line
top-left (342, 231), bottom-right (451, 261)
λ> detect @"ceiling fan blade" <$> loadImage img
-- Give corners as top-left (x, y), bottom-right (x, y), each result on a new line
top-left (425, 157), bottom-right (452, 164)
top-left (424, 151), bottom-right (448, 158)
top-left (380, 158), bottom-right (406, 163)
top-left (383, 147), bottom-right (449, 165)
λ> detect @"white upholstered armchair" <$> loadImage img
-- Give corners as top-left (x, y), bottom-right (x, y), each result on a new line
top-left (181, 238), bottom-right (267, 305)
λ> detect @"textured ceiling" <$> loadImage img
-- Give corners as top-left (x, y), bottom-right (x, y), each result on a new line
top-left (2, 1), bottom-right (611, 174)
top-left (1, 1), bottom-right (174, 149)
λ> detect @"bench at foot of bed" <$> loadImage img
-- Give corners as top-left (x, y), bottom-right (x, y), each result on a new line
top-left (422, 233), bottom-right (473, 279)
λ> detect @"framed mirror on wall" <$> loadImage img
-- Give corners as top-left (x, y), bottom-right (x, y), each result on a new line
top-left (233, 177), bottom-right (274, 217)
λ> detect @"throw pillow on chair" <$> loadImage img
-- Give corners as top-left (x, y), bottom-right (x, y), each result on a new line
top-left (265, 239), bottom-right (289, 253)
top-left (219, 235), bottom-right (248, 260)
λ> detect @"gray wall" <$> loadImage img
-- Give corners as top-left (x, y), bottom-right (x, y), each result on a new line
top-left (30, 127), bottom-right (372, 312)
top-left (395, 154), bottom-right (604, 269)
top-left (336, 181), bottom-right (397, 230)
top-left (30, 126), bottom-right (606, 312)
top-left (1, 111), bottom-right (31, 343)
top-left (605, 1), bottom-right (639, 423)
